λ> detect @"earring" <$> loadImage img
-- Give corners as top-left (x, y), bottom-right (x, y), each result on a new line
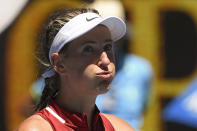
top-left (53, 91), bottom-right (59, 98)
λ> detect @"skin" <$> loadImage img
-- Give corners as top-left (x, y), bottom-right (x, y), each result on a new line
top-left (16, 25), bottom-right (134, 131)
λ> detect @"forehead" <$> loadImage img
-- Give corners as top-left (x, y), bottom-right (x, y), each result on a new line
top-left (69, 25), bottom-right (112, 46)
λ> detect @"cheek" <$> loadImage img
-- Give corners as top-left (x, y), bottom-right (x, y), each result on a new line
top-left (65, 59), bottom-right (96, 82)
top-left (64, 60), bottom-right (83, 77)
top-left (83, 65), bottom-right (98, 79)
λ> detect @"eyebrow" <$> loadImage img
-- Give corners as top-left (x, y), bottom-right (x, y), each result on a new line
top-left (104, 39), bottom-right (113, 43)
top-left (83, 39), bottom-right (112, 44)
top-left (83, 41), bottom-right (96, 44)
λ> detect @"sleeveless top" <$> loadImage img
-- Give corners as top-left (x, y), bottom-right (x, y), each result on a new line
top-left (35, 100), bottom-right (115, 131)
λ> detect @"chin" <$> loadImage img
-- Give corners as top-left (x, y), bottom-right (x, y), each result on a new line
top-left (95, 82), bottom-right (111, 95)
top-left (92, 76), bottom-right (113, 95)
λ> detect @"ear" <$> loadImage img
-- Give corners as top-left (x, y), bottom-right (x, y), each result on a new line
top-left (51, 53), bottom-right (67, 76)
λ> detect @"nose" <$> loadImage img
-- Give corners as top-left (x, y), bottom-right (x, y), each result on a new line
top-left (97, 51), bottom-right (110, 70)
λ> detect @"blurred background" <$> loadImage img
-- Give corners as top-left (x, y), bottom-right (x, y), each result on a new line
top-left (0, 0), bottom-right (197, 131)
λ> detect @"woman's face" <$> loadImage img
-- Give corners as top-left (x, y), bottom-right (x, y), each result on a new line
top-left (61, 25), bottom-right (115, 96)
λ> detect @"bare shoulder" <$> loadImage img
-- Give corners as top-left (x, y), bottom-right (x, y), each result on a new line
top-left (102, 113), bottom-right (134, 131)
top-left (16, 115), bottom-right (53, 131)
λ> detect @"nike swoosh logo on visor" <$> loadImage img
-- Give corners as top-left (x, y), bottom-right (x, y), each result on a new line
top-left (86, 17), bottom-right (99, 22)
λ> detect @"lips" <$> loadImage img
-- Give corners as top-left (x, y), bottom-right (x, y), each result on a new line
top-left (96, 71), bottom-right (112, 79)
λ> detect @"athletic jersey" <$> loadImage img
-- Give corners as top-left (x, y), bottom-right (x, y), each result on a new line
top-left (35, 100), bottom-right (115, 131)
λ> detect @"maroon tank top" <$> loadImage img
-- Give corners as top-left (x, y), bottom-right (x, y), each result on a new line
top-left (35, 100), bottom-right (115, 131)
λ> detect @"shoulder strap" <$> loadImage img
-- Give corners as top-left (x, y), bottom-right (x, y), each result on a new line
top-left (99, 113), bottom-right (115, 131)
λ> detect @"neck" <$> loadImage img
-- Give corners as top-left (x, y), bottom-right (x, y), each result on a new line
top-left (54, 79), bottom-right (98, 128)
top-left (55, 91), bottom-right (96, 114)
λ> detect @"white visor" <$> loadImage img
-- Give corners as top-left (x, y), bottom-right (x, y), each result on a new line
top-left (42, 12), bottom-right (126, 78)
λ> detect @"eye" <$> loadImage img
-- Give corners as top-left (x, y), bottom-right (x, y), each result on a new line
top-left (83, 45), bottom-right (94, 53)
top-left (104, 44), bottom-right (112, 52)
